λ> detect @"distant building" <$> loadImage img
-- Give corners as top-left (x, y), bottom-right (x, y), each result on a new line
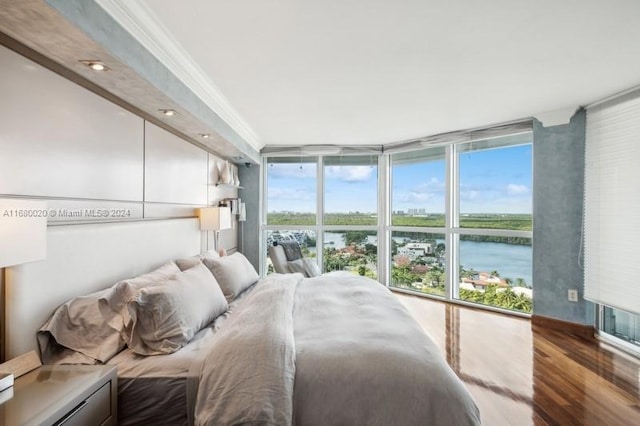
top-left (461, 271), bottom-right (509, 290)
top-left (398, 242), bottom-right (433, 260)
top-left (407, 208), bottom-right (427, 215)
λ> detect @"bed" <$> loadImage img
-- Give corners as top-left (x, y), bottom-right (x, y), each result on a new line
top-left (5, 219), bottom-right (481, 425)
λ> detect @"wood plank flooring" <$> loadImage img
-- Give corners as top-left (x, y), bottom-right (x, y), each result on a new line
top-left (396, 293), bottom-right (640, 426)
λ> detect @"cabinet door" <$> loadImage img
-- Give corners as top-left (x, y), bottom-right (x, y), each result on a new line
top-left (55, 382), bottom-right (112, 426)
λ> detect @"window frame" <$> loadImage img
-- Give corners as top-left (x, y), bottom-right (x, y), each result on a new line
top-left (261, 126), bottom-right (533, 317)
top-left (262, 155), bottom-right (382, 278)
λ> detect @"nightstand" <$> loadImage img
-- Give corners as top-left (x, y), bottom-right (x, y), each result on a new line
top-left (0, 364), bottom-right (117, 426)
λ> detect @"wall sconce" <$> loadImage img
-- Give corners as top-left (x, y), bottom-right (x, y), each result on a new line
top-left (198, 206), bottom-right (232, 255)
top-left (0, 199), bottom-right (47, 268)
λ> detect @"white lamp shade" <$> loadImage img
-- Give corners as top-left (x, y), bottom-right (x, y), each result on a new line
top-left (0, 198), bottom-right (47, 268)
top-left (198, 207), bottom-right (232, 231)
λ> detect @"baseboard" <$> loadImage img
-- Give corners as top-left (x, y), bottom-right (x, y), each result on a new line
top-left (532, 314), bottom-right (596, 342)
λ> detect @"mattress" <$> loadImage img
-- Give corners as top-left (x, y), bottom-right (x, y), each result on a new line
top-left (107, 285), bottom-right (254, 426)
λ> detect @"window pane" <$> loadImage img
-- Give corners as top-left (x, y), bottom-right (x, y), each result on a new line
top-left (457, 235), bottom-right (532, 313)
top-left (267, 157), bottom-right (317, 225)
top-left (601, 306), bottom-right (640, 348)
top-left (323, 230), bottom-right (377, 279)
top-left (458, 134), bottom-right (532, 230)
top-left (324, 156), bottom-right (377, 226)
top-left (265, 230), bottom-right (317, 275)
top-left (390, 231), bottom-right (446, 297)
top-left (391, 147), bottom-right (446, 227)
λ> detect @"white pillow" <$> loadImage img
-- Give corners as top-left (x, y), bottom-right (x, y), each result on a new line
top-left (127, 263), bottom-right (228, 355)
top-left (98, 262), bottom-right (181, 339)
top-left (287, 258), bottom-right (321, 277)
top-left (203, 252), bottom-right (259, 302)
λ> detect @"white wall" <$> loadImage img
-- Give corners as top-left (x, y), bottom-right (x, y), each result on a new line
top-left (0, 43), bottom-right (239, 246)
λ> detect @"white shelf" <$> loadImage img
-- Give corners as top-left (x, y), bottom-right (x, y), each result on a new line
top-left (215, 183), bottom-right (244, 189)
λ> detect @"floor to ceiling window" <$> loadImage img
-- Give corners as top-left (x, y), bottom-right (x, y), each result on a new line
top-left (455, 135), bottom-right (533, 313)
top-left (390, 147), bottom-right (447, 295)
top-left (265, 157), bottom-right (318, 274)
top-left (264, 155), bottom-right (379, 278)
top-left (390, 132), bottom-right (532, 314)
top-left (323, 155), bottom-right (378, 278)
top-left (263, 128), bottom-right (533, 314)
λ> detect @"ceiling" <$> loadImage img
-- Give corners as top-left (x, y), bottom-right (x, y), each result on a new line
top-left (109, 0), bottom-right (640, 147)
top-left (0, 0), bottom-right (640, 156)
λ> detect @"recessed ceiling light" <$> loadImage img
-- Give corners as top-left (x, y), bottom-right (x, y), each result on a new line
top-left (79, 60), bottom-right (109, 71)
top-left (198, 133), bottom-right (211, 139)
top-left (159, 109), bottom-right (177, 117)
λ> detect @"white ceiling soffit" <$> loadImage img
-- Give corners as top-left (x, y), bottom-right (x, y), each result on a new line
top-left (103, 0), bottom-right (640, 147)
top-left (94, 0), bottom-right (261, 151)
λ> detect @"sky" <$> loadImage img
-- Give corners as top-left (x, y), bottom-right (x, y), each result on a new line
top-left (267, 143), bottom-right (532, 214)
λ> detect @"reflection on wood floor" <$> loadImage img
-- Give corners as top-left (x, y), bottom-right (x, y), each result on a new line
top-left (396, 293), bottom-right (640, 426)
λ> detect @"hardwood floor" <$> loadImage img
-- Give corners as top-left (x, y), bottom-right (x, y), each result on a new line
top-left (396, 293), bottom-right (640, 426)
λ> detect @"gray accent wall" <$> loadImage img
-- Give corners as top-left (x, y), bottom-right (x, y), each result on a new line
top-left (238, 165), bottom-right (261, 270)
top-left (533, 110), bottom-right (593, 325)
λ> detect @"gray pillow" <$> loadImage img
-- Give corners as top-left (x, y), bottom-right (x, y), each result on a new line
top-left (287, 258), bottom-right (321, 277)
top-left (98, 262), bottom-right (181, 340)
top-left (175, 255), bottom-right (202, 271)
top-left (39, 288), bottom-right (124, 363)
top-left (202, 252), bottom-right (259, 302)
top-left (175, 250), bottom-right (221, 272)
top-left (127, 263), bottom-right (228, 355)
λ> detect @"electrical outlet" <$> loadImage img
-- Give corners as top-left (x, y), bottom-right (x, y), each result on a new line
top-left (568, 289), bottom-right (578, 302)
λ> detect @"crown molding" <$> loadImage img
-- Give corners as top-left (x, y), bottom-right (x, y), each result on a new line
top-left (95, 0), bottom-right (262, 150)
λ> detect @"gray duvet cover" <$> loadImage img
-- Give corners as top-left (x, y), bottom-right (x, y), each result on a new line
top-left (195, 273), bottom-right (481, 426)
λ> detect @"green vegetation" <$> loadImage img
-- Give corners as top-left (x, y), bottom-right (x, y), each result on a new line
top-left (392, 213), bottom-right (531, 232)
top-left (460, 214), bottom-right (531, 231)
top-left (391, 265), bottom-right (446, 297)
top-left (392, 215), bottom-right (445, 227)
top-left (323, 245), bottom-right (378, 279)
top-left (267, 212), bottom-right (315, 225)
top-left (268, 213), bottom-right (532, 246)
top-left (459, 286), bottom-right (532, 313)
top-left (267, 212), bottom-right (378, 226)
top-left (325, 213), bottom-right (377, 226)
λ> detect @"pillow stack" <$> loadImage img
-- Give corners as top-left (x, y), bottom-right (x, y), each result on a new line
top-left (127, 263), bottom-right (228, 355)
top-left (39, 252), bottom-right (260, 362)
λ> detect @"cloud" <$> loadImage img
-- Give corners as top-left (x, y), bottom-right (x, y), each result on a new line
top-left (506, 184), bottom-right (529, 195)
top-left (460, 190), bottom-right (482, 201)
top-left (325, 166), bottom-right (374, 183)
top-left (394, 178), bottom-right (445, 204)
top-left (459, 182), bottom-right (494, 202)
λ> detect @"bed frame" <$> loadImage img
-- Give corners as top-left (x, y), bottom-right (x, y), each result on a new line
top-left (4, 218), bottom-right (202, 359)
